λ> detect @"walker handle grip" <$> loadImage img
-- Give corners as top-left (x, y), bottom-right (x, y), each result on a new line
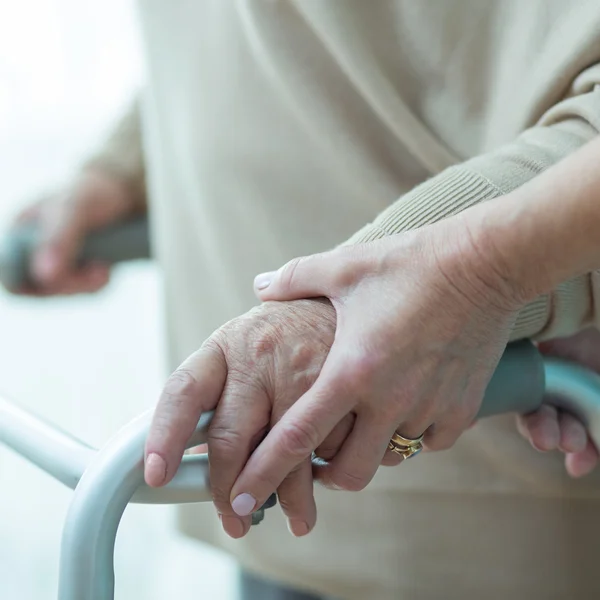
top-left (478, 341), bottom-right (546, 418)
top-left (0, 216), bottom-right (150, 290)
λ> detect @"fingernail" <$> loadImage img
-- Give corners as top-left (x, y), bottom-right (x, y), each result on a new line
top-left (254, 272), bottom-right (274, 291)
top-left (32, 251), bottom-right (59, 282)
top-left (288, 519), bottom-right (309, 537)
top-left (232, 493), bottom-right (256, 516)
top-left (145, 453), bottom-right (167, 486)
top-left (221, 515), bottom-right (245, 538)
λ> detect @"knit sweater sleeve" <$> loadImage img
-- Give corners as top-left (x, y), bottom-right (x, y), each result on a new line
top-left (82, 98), bottom-right (147, 211)
top-left (345, 68), bottom-right (600, 342)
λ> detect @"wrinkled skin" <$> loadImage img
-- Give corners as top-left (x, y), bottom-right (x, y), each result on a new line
top-left (146, 219), bottom-right (518, 537)
top-left (146, 217), bottom-right (599, 539)
top-left (147, 298), bottom-right (336, 538)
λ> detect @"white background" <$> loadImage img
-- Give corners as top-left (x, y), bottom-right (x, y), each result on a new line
top-left (0, 1), bottom-right (236, 598)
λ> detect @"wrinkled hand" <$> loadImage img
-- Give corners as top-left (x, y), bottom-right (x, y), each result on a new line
top-left (145, 298), bottom-right (337, 538)
top-left (146, 214), bottom-right (526, 537)
top-left (224, 224), bottom-right (523, 518)
top-left (516, 328), bottom-right (600, 477)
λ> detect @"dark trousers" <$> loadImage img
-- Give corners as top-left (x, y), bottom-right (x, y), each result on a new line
top-left (239, 571), bottom-right (332, 600)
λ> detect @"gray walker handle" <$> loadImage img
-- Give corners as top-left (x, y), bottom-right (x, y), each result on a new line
top-left (1, 220), bottom-right (600, 599)
top-left (0, 217), bottom-right (150, 290)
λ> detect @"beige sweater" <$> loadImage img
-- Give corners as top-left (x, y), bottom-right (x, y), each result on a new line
top-left (88, 2), bottom-right (600, 598)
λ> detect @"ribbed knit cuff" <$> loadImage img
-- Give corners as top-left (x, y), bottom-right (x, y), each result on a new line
top-left (346, 168), bottom-right (501, 244)
top-left (343, 131), bottom-right (596, 340)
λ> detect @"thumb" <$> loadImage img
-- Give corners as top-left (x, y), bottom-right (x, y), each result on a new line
top-left (31, 197), bottom-right (88, 285)
top-left (254, 249), bottom-right (347, 301)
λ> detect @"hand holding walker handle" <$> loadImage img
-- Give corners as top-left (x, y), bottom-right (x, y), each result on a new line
top-left (0, 216), bottom-right (151, 290)
top-left (1, 220), bottom-right (600, 599)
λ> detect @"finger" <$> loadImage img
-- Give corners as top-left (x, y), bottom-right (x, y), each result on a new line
top-left (565, 439), bottom-right (599, 478)
top-left (380, 450), bottom-right (404, 467)
top-left (32, 196), bottom-right (88, 285)
top-left (145, 342), bottom-right (227, 487)
top-left (515, 404), bottom-right (560, 451)
top-left (558, 412), bottom-right (587, 454)
top-left (276, 458), bottom-right (316, 537)
top-left (208, 375), bottom-right (271, 520)
top-left (219, 513), bottom-right (252, 539)
top-left (229, 374), bottom-right (346, 516)
top-left (19, 264), bottom-right (110, 296)
top-left (254, 247), bottom-right (354, 301)
top-left (187, 443), bottom-right (208, 455)
top-left (318, 413), bottom-right (395, 491)
top-left (314, 413), bottom-right (355, 461)
top-left (375, 412), bottom-right (431, 468)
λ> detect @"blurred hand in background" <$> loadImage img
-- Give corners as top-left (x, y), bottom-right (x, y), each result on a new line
top-left (12, 169), bottom-right (143, 296)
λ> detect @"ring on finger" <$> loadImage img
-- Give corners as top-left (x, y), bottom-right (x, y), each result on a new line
top-left (388, 431), bottom-right (424, 460)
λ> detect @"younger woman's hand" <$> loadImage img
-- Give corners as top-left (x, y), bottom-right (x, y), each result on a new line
top-left (226, 214), bottom-right (525, 511)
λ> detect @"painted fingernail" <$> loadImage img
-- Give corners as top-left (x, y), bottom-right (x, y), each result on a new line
top-left (145, 453), bottom-right (167, 486)
top-left (232, 493), bottom-right (256, 516)
top-left (254, 272), bottom-right (274, 290)
top-left (221, 515), bottom-right (245, 538)
top-left (288, 519), bottom-right (309, 537)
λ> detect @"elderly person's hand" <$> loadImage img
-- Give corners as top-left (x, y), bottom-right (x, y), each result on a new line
top-left (145, 212), bottom-right (525, 537)
top-left (8, 169), bottom-right (142, 295)
top-left (146, 136), bottom-right (600, 539)
top-left (223, 220), bottom-right (522, 507)
top-left (223, 134), bottom-right (600, 515)
top-left (145, 298), bottom-right (337, 538)
top-left (517, 328), bottom-right (600, 478)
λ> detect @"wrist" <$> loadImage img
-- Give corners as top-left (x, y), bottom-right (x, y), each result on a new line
top-left (416, 215), bottom-right (527, 317)
top-left (454, 203), bottom-right (543, 308)
top-left (464, 136), bottom-right (600, 303)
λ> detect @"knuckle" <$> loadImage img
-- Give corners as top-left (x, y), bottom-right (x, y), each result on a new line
top-left (279, 257), bottom-right (304, 291)
top-left (278, 420), bottom-right (321, 459)
top-left (224, 309), bottom-right (282, 367)
top-left (314, 443), bottom-right (338, 462)
top-left (162, 368), bottom-right (201, 405)
top-left (458, 402), bottom-right (478, 426)
top-left (411, 401), bottom-right (437, 427)
top-left (444, 400), bottom-right (477, 431)
top-left (288, 342), bottom-right (317, 373)
top-left (208, 424), bottom-right (247, 458)
top-left (152, 370), bottom-right (203, 447)
top-left (249, 329), bottom-right (279, 362)
top-left (149, 411), bottom-right (175, 441)
top-left (425, 429), bottom-right (458, 452)
top-left (329, 467), bottom-right (369, 492)
top-left (330, 246), bottom-right (371, 290)
top-left (210, 484), bottom-right (233, 510)
top-left (330, 259), bottom-right (359, 291)
top-left (277, 494), bottom-right (296, 514)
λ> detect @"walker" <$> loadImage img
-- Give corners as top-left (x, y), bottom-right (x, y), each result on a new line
top-left (1, 219), bottom-right (600, 600)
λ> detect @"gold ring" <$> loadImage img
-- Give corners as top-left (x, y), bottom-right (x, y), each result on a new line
top-left (388, 431), bottom-right (424, 459)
